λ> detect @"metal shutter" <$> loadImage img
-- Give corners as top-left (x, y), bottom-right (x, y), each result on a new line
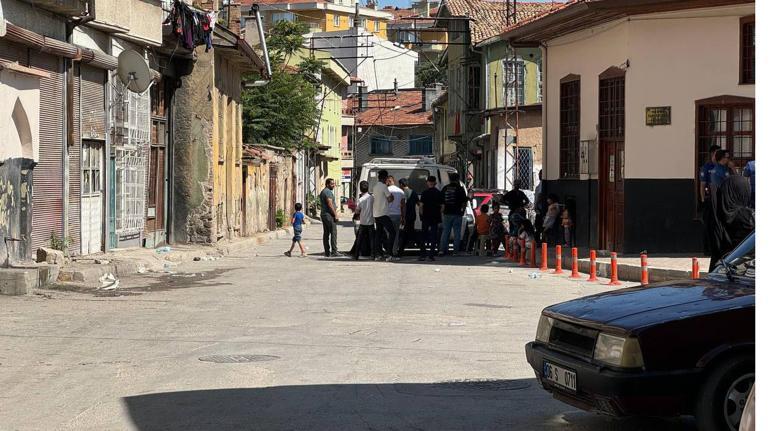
top-left (30, 53), bottom-right (65, 252)
top-left (80, 65), bottom-right (106, 140)
top-left (68, 64), bottom-right (82, 254)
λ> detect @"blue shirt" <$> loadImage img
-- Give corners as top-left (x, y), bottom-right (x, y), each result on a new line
top-left (292, 211), bottom-right (305, 229)
top-left (699, 161), bottom-right (716, 184)
top-left (743, 161), bottom-right (755, 192)
top-left (710, 164), bottom-right (730, 190)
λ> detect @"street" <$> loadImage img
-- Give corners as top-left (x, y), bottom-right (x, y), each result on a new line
top-left (1, 222), bottom-right (696, 431)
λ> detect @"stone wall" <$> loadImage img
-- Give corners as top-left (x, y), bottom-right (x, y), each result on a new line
top-left (171, 47), bottom-right (215, 244)
top-left (243, 151), bottom-right (295, 235)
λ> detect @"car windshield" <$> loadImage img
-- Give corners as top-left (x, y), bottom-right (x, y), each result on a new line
top-left (712, 233), bottom-right (755, 279)
top-left (368, 169), bottom-right (431, 194)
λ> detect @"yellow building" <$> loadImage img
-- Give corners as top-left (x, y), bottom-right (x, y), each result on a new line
top-left (243, 0), bottom-right (391, 39)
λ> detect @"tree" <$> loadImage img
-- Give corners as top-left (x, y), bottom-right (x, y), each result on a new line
top-left (415, 60), bottom-right (446, 88)
top-left (242, 20), bottom-right (321, 149)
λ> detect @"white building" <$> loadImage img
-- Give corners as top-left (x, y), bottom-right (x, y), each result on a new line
top-left (307, 28), bottom-right (418, 92)
top-left (500, 0), bottom-right (754, 253)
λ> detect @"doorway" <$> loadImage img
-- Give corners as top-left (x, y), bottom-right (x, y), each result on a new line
top-left (268, 164), bottom-right (278, 230)
top-left (81, 140), bottom-right (105, 255)
top-left (598, 68), bottom-right (625, 252)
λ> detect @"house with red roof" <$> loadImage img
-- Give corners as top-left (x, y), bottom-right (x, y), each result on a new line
top-left (351, 86), bottom-right (444, 175)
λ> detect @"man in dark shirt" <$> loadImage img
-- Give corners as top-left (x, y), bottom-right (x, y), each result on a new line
top-left (319, 178), bottom-right (340, 257)
top-left (398, 178), bottom-right (420, 255)
top-left (502, 180), bottom-right (530, 235)
top-left (699, 144), bottom-right (721, 254)
top-left (439, 172), bottom-right (468, 256)
top-left (419, 175), bottom-right (443, 261)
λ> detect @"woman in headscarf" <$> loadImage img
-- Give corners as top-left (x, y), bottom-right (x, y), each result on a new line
top-left (708, 175), bottom-right (755, 271)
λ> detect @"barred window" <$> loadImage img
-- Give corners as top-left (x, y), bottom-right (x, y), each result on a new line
top-left (370, 136), bottom-right (392, 155)
top-left (504, 59), bottom-right (526, 106)
top-left (559, 77), bottom-right (580, 179)
top-left (740, 16), bottom-right (755, 84)
top-left (408, 135), bottom-right (433, 155)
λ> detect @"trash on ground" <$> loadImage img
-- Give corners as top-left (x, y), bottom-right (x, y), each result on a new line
top-left (155, 246), bottom-right (172, 254)
top-left (193, 256), bottom-right (202, 261)
top-left (434, 268), bottom-right (440, 272)
top-left (137, 266), bottom-right (147, 274)
top-left (94, 259), bottom-right (110, 265)
top-left (448, 322), bottom-right (466, 327)
top-left (99, 273), bottom-right (119, 290)
top-left (528, 272), bottom-right (541, 279)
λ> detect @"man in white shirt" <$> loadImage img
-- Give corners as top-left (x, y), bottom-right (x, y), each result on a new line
top-left (387, 176), bottom-right (405, 259)
top-left (352, 181), bottom-right (375, 260)
top-left (371, 169), bottom-right (396, 261)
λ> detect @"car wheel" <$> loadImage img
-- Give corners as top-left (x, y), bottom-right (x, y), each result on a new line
top-left (695, 354), bottom-right (754, 431)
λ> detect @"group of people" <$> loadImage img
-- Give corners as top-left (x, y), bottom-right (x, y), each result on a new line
top-left (699, 145), bottom-right (755, 270)
top-left (351, 170), bottom-right (469, 261)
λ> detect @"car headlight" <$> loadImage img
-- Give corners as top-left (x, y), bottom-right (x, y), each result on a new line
top-left (593, 333), bottom-right (644, 368)
top-left (535, 315), bottom-right (553, 343)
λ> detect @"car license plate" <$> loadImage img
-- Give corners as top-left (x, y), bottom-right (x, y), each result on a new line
top-left (543, 361), bottom-right (577, 391)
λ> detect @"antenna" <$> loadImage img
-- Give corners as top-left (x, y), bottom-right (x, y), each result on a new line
top-left (117, 50), bottom-right (152, 94)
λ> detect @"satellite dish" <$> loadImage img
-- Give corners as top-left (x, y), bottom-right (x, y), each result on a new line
top-left (117, 50), bottom-right (152, 93)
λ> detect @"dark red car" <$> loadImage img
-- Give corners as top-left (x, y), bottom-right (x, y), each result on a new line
top-left (526, 233), bottom-right (755, 431)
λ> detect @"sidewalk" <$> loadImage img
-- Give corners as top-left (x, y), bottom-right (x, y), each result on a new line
top-left (52, 227), bottom-right (292, 290)
top-left (504, 246), bottom-right (709, 284)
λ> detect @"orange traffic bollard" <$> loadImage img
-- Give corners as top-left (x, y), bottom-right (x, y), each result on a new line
top-left (640, 253), bottom-right (649, 286)
top-left (519, 239), bottom-right (527, 265)
top-left (607, 252), bottom-right (623, 285)
top-left (531, 242), bottom-right (538, 268)
top-left (570, 247), bottom-right (581, 278)
top-left (692, 258), bottom-right (700, 279)
top-left (552, 245), bottom-right (564, 274)
top-left (586, 250), bottom-right (598, 282)
top-left (540, 243), bottom-right (548, 271)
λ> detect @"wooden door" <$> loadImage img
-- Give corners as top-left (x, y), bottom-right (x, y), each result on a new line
top-left (598, 69), bottom-right (625, 252)
top-left (268, 164), bottom-right (278, 230)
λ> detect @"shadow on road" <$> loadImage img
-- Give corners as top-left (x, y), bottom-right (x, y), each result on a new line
top-left (123, 379), bottom-right (695, 431)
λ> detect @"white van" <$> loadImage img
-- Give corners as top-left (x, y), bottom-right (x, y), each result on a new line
top-left (358, 156), bottom-right (475, 248)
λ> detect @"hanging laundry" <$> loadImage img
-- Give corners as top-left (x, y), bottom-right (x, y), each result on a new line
top-left (164, 0), bottom-right (216, 51)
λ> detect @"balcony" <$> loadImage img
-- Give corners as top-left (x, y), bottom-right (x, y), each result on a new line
top-left (21, 0), bottom-right (87, 16)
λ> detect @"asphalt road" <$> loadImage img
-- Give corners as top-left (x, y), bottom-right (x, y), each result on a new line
top-left (0, 221), bottom-right (696, 430)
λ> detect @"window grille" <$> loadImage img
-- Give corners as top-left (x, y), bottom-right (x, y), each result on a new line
top-left (504, 59), bottom-right (526, 106)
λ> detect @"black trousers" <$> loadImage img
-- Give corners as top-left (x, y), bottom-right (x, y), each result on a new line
top-left (420, 222), bottom-right (440, 257)
top-left (375, 215), bottom-right (396, 258)
top-left (353, 225), bottom-right (376, 259)
top-left (321, 213), bottom-right (337, 255)
top-left (399, 218), bottom-right (416, 255)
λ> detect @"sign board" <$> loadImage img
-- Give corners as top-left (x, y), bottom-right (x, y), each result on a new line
top-left (645, 106), bottom-right (671, 126)
top-left (579, 140), bottom-right (590, 175)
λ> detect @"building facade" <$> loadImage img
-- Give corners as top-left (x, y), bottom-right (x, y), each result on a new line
top-left (243, 0), bottom-right (391, 39)
top-left (502, 0), bottom-right (754, 253)
top-left (352, 87), bottom-right (440, 176)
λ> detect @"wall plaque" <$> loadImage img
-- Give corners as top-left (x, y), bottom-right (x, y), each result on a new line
top-left (645, 106), bottom-right (671, 126)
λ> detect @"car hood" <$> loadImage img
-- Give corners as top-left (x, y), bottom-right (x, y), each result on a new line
top-left (544, 277), bottom-right (755, 332)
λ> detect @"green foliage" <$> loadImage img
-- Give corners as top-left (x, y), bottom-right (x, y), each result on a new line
top-left (49, 232), bottom-right (70, 254)
top-left (305, 192), bottom-right (321, 218)
top-left (242, 19), bottom-right (321, 150)
top-left (276, 209), bottom-right (286, 228)
top-left (267, 20), bottom-right (310, 65)
top-left (242, 70), bottom-right (319, 149)
top-left (415, 60), bottom-right (446, 88)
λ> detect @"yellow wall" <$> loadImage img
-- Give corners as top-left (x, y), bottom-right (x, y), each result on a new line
top-left (268, 9), bottom-right (387, 38)
top-left (212, 53), bottom-right (245, 240)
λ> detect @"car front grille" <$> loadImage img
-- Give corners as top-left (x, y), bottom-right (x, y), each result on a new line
top-left (548, 320), bottom-right (598, 359)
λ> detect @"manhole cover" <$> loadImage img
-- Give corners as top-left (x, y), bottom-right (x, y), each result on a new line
top-left (198, 354), bottom-right (279, 363)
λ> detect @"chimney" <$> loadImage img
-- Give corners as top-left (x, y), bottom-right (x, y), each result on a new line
top-left (357, 86), bottom-right (368, 110)
top-left (225, 1), bottom-right (242, 35)
top-left (423, 83), bottom-right (442, 111)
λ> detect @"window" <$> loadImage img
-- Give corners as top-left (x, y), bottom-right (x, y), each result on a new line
top-left (696, 98), bottom-right (754, 175)
top-left (370, 136), bottom-right (392, 154)
top-left (348, 16), bottom-right (354, 29)
top-left (504, 59), bottom-right (526, 106)
top-left (333, 14), bottom-right (340, 27)
top-left (271, 12), bottom-right (295, 23)
top-left (398, 30), bottom-right (417, 43)
top-left (559, 77), bottom-right (580, 179)
top-left (468, 64), bottom-right (481, 110)
top-left (81, 141), bottom-right (103, 195)
top-left (369, 168), bottom-right (431, 193)
top-left (536, 58), bottom-right (543, 103)
top-left (409, 135), bottom-right (433, 155)
top-left (361, 18), bottom-right (367, 28)
top-left (374, 20), bottom-right (380, 32)
top-left (740, 16), bottom-right (755, 84)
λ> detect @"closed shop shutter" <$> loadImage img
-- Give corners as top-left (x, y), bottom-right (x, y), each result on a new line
top-left (0, 39), bottom-right (24, 62)
top-left (29, 53), bottom-right (65, 252)
top-left (80, 65), bottom-right (106, 140)
top-left (68, 64), bottom-right (82, 254)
